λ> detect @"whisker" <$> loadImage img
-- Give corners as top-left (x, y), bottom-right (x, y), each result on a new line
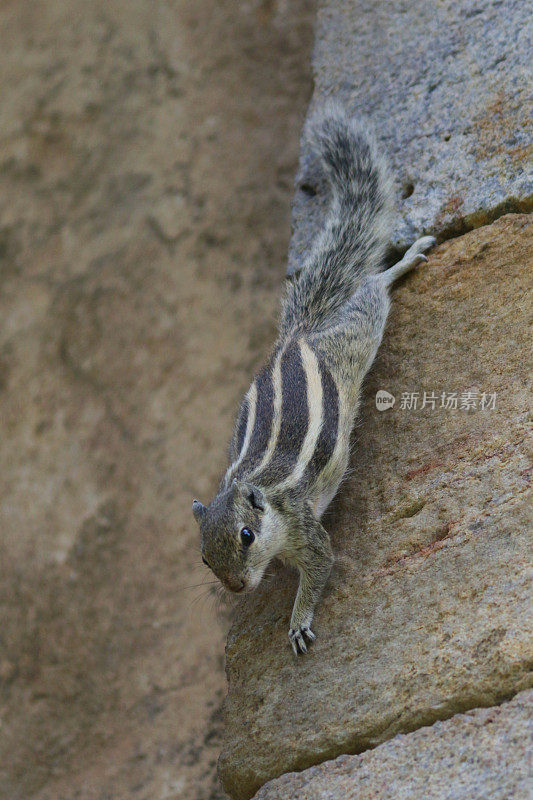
top-left (177, 579), bottom-right (220, 592)
top-left (187, 585), bottom-right (217, 612)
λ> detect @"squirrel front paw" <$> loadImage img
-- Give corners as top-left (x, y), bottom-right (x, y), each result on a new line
top-left (289, 625), bottom-right (316, 655)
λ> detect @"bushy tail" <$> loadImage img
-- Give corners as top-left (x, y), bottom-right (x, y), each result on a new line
top-left (281, 102), bottom-right (394, 335)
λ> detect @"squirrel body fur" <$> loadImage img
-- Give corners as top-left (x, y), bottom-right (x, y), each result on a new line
top-left (192, 103), bottom-right (435, 654)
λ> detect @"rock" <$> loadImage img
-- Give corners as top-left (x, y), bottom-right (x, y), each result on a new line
top-left (219, 215), bottom-right (533, 800)
top-left (252, 689), bottom-right (533, 800)
top-left (288, 0), bottom-right (533, 274)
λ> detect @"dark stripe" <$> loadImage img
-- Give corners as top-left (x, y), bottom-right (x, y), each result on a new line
top-left (256, 342), bottom-right (308, 485)
top-left (234, 364), bottom-right (274, 476)
top-left (306, 356), bottom-right (339, 482)
top-left (230, 395), bottom-right (249, 463)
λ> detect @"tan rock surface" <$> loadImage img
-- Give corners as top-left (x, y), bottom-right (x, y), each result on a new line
top-left (0, 1), bottom-right (314, 798)
top-left (219, 215), bottom-right (533, 800)
top-left (252, 690), bottom-right (533, 800)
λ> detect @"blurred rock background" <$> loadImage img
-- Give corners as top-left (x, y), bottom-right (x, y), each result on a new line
top-left (0, 1), bottom-right (315, 798)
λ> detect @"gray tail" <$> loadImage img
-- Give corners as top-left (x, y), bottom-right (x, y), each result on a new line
top-left (281, 101), bottom-right (393, 335)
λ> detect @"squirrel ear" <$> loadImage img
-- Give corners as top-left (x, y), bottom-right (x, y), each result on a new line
top-left (192, 499), bottom-right (207, 522)
top-left (248, 485), bottom-right (265, 511)
top-left (233, 480), bottom-right (265, 512)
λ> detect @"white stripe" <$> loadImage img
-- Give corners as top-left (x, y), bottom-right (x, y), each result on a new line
top-left (276, 338), bottom-right (323, 489)
top-left (225, 381), bottom-right (257, 485)
top-left (248, 346), bottom-right (285, 479)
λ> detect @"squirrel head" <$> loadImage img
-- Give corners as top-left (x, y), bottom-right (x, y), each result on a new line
top-left (192, 479), bottom-right (285, 593)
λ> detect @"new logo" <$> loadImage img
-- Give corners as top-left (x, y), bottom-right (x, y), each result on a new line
top-left (375, 390), bottom-right (395, 411)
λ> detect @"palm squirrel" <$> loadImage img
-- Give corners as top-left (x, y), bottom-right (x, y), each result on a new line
top-left (192, 102), bottom-right (435, 655)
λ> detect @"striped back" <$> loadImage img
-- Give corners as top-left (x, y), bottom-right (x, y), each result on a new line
top-left (225, 337), bottom-right (340, 493)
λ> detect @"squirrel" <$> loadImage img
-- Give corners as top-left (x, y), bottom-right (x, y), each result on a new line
top-left (192, 102), bottom-right (435, 655)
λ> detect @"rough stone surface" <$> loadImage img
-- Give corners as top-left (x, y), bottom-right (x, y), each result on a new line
top-left (0, 1), bottom-right (314, 798)
top-left (219, 215), bottom-right (533, 800)
top-left (288, 0), bottom-right (533, 274)
top-left (252, 690), bottom-right (533, 800)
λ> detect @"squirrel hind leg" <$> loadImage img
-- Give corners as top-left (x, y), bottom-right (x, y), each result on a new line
top-left (382, 235), bottom-right (436, 286)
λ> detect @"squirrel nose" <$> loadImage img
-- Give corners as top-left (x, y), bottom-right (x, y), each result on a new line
top-left (225, 578), bottom-right (246, 593)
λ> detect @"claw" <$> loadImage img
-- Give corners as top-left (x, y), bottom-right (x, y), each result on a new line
top-left (289, 626), bottom-right (315, 655)
top-left (303, 626), bottom-right (315, 641)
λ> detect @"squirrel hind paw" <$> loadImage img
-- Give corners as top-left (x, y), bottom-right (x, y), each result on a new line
top-left (409, 235), bottom-right (437, 256)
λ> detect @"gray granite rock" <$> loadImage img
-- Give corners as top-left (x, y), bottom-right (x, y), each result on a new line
top-left (219, 216), bottom-right (533, 800)
top-left (252, 690), bottom-right (533, 800)
top-left (288, 0), bottom-right (533, 274)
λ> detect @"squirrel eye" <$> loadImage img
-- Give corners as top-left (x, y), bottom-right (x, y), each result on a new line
top-left (240, 527), bottom-right (255, 547)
